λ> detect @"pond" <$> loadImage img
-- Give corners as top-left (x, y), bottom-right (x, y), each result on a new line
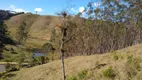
top-left (33, 53), bottom-right (47, 57)
top-left (0, 64), bottom-right (5, 72)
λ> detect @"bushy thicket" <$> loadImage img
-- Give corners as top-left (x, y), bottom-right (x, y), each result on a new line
top-left (52, 0), bottom-right (142, 57)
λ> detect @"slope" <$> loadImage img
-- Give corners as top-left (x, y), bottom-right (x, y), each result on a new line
top-left (10, 44), bottom-right (142, 80)
top-left (5, 13), bottom-right (62, 48)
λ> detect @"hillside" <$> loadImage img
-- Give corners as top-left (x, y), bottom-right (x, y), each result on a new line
top-left (9, 44), bottom-right (142, 80)
top-left (0, 1), bottom-right (141, 80)
top-left (4, 13), bottom-right (61, 48)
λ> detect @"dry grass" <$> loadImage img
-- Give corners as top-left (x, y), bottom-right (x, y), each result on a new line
top-left (10, 44), bottom-right (142, 80)
top-left (5, 14), bottom-right (61, 48)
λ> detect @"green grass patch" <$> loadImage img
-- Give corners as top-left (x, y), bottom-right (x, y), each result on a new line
top-left (102, 66), bottom-right (116, 78)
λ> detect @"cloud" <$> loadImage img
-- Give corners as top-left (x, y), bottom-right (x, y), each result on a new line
top-left (94, 2), bottom-right (100, 7)
top-left (79, 7), bottom-right (85, 13)
top-left (71, 8), bottom-right (78, 12)
top-left (9, 5), bottom-right (29, 13)
top-left (34, 8), bottom-right (43, 12)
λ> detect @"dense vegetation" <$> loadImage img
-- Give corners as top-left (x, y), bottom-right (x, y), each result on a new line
top-left (0, 10), bottom-right (25, 59)
top-left (0, 22), bottom-right (14, 59)
top-left (51, 0), bottom-right (142, 57)
top-left (0, 10), bottom-right (14, 23)
top-left (0, 10), bottom-right (24, 23)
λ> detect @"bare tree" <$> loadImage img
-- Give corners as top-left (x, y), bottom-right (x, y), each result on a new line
top-left (60, 11), bottom-right (67, 80)
top-left (58, 11), bottom-right (74, 80)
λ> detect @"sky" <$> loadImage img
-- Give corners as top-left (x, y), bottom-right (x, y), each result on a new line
top-left (0, 0), bottom-right (100, 15)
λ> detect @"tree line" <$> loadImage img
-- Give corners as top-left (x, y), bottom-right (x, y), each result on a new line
top-left (0, 10), bottom-right (24, 59)
top-left (51, 0), bottom-right (142, 57)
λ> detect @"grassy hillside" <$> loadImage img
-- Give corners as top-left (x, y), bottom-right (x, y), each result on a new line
top-left (8, 44), bottom-right (142, 80)
top-left (4, 13), bottom-right (61, 48)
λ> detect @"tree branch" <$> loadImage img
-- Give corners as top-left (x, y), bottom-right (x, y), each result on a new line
top-left (63, 35), bottom-right (74, 43)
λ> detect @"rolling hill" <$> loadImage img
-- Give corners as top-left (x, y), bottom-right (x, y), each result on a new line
top-left (5, 13), bottom-right (62, 48)
top-left (9, 44), bottom-right (142, 80)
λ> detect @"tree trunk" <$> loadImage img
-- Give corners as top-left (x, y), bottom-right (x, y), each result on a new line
top-left (60, 26), bottom-right (66, 80)
top-left (61, 49), bottom-right (66, 80)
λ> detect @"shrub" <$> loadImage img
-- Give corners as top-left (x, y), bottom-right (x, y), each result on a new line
top-left (35, 56), bottom-right (42, 64)
top-left (102, 66), bottom-right (116, 78)
top-left (5, 63), bottom-right (19, 72)
top-left (42, 42), bottom-right (55, 53)
top-left (0, 72), bottom-right (6, 78)
top-left (47, 52), bottom-right (54, 61)
top-left (127, 55), bottom-right (141, 70)
top-left (86, 71), bottom-right (91, 79)
top-left (127, 56), bottom-right (141, 70)
top-left (111, 51), bottom-right (119, 61)
top-left (16, 48), bottom-right (37, 68)
top-left (125, 56), bottom-right (141, 79)
top-left (132, 57), bottom-right (141, 70)
top-left (1, 73), bottom-right (16, 79)
top-left (113, 54), bottom-right (119, 61)
top-left (17, 52), bottom-right (26, 67)
top-left (78, 69), bottom-right (88, 79)
top-left (67, 75), bottom-right (78, 80)
top-left (35, 56), bottom-right (48, 64)
top-left (127, 55), bottom-right (133, 64)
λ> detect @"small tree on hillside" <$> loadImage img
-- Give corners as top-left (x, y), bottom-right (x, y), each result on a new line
top-left (50, 29), bottom-right (56, 43)
top-left (58, 11), bottom-right (73, 80)
top-left (16, 21), bottom-right (29, 43)
top-left (60, 11), bottom-right (67, 80)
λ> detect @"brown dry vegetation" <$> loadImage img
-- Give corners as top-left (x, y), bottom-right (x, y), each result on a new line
top-left (10, 44), bottom-right (142, 80)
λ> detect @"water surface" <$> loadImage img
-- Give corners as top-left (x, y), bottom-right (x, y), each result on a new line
top-left (33, 53), bottom-right (47, 57)
top-left (0, 64), bottom-right (5, 72)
